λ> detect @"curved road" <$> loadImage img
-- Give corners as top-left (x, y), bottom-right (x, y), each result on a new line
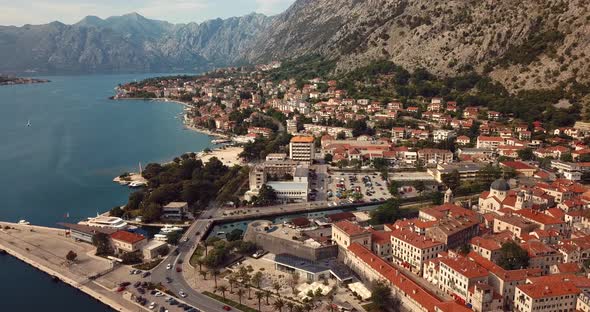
top-left (150, 206), bottom-right (235, 312)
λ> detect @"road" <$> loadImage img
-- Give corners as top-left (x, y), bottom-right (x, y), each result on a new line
top-left (149, 205), bottom-right (234, 312)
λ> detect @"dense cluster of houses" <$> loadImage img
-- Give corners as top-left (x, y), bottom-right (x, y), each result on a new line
top-left (330, 177), bottom-right (590, 312)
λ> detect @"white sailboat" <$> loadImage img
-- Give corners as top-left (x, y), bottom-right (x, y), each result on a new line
top-left (26, 120), bottom-right (31, 127)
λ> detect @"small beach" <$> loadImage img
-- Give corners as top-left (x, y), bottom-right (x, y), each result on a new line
top-left (198, 146), bottom-right (244, 167)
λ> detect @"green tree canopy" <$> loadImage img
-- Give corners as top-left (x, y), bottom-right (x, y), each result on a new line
top-left (498, 241), bottom-right (530, 270)
top-left (367, 280), bottom-right (400, 312)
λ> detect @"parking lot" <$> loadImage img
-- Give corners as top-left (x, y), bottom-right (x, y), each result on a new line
top-left (326, 171), bottom-right (392, 205)
top-left (126, 282), bottom-right (197, 312)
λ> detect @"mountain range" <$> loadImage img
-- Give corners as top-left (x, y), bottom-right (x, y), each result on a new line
top-left (0, 12), bottom-right (272, 74)
top-left (2, 0), bottom-right (590, 91)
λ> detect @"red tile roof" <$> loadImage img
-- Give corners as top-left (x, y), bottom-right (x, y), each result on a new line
top-left (517, 281), bottom-right (580, 299)
top-left (333, 220), bottom-right (368, 236)
top-left (439, 256), bottom-right (489, 279)
top-left (111, 230), bottom-right (146, 244)
top-left (348, 243), bottom-right (447, 311)
top-left (369, 230), bottom-right (393, 245)
top-left (467, 251), bottom-right (542, 282)
top-left (391, 230), bottom-right (445, 249)
top-left (500, 161), bottom-right (536, 170)
top-left (514, 209), bottom-right (565, 225)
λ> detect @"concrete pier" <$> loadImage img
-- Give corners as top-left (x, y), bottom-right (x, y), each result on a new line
top-left (0, 222), bottom-right (145, 312)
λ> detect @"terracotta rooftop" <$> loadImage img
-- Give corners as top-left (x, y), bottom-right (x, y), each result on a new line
top-left (517, 281), bottom-right (580, 299)
top-left (333, 220), bottom-right (368, 236)
top-left (391, 230), bottom-right (445, 249)
top-left (348, 243), bottom-right (448, 312)
top-left (439, 255), bottom-right (489, 279)
top-left (290, 136), bottom-right (315, 143)
top-left (514, 209), bottom-right (565, 225)
top-left (111, 230), bottom-right (146, 244)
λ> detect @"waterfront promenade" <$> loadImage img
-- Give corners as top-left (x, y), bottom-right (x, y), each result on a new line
top-left (0, 222), bottom-right (143, 312)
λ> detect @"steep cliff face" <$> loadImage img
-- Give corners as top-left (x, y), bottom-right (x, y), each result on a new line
top-left (249, 0), bottom-right (590, 91)
top-left (2, 1), bottom-right (590, 91)
top-left (0, 13), bottom-right (272, 74)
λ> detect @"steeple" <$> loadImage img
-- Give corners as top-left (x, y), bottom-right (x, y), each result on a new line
top-left (444, 188), bottom-right (454, 204)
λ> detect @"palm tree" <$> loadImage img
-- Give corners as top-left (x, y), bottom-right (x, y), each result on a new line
top-left (217, 285), bottom-right (228, 299)
top-left (246, 283), bottom-right (252, 299)
top-left (293, 305), bottom-right (304, 312)
top-left (212, 269), bottom-right (220, 288)
top-left (273, 298), bottom-right (285, 312)
top-left (287, 301), bottom-right (295, 312)
top-left (228, 275), bottom-right (238, 293)
top-left (199, 270), bottom-right (207, 280)
top-left (255, 291), bottom-right (264, 311)
top-left (273, 281), bottom-right (282, 297)
top-left (252, 271), bottom-right (263, 288)
top-left (264, 290), bottom-right (271, 305)
top-left (195, 258), bottom-right (204, 271)
top-left (237, 288), bottom-right (245, 305)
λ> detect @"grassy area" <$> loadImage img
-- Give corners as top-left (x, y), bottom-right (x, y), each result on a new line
top-left (133, 258), bottom-right (163, 270)
top-left (189, 245), bottom-right (205, 267)
top-left (202, 291), bottom-right (258, 312)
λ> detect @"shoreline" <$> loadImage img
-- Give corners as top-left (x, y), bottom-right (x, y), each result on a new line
top-left (112, 96), bottom-right (231, 139)
top-left (0, 223), bottom-right (140, 312)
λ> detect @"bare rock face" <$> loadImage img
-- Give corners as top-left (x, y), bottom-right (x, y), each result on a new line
top-left (0, 13), bottom-right (273, 74)
top-left (247, 0), bottom-right (590, 91)
top-left (1, 0), bottom-right (589, 92)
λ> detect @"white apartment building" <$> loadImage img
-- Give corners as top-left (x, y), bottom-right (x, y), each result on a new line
top-left (438, 256), bottom-right (489, 301)
top-left (514, 282), bottom-right (580, 312)
top-left (477, 136), bottom-right (505, 149)
top-left (390, 230), bottom-right (445, 275)
top-left (433, 129), bottom-right (457, 143)
top-left (289, 136), bottom-right (315, 163)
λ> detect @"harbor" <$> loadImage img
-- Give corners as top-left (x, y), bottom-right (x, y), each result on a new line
top-left (0, 222), bottom-right (140, 311)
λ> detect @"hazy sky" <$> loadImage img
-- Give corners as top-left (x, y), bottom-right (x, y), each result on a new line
top-left (0, 0), bottom-right (296, 26)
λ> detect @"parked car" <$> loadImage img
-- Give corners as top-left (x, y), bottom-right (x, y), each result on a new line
top-left (223, 306), bottom-right (232, 311)
top-left (166, 263), bottom-right (172, 270)
top-left (176, 267), bottom-right (183, 273)
top-left (179, 290), bottom-right (187, 298)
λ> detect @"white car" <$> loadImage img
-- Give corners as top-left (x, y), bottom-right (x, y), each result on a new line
top-left (149, 302), bottom-right (156, 309)
top-left (166, 263), bottom-right (172, 270)
top-left (154, 291), bottom-right (164, 297)
top-left (179, 290), bottom-right (187, 298)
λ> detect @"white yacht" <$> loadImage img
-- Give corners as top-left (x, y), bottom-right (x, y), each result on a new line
top-left (18, 220), bottom-right (30, 225)
top-left (79, 216), bottom-right (128, 229)
top-left (160, 225), bottom-right (183, 234)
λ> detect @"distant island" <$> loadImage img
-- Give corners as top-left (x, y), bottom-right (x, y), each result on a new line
top-left (0, 76), bottom-right (50, 86)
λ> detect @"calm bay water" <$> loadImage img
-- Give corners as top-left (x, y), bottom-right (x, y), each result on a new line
top-left (0, 74), bottom-right (213, 311)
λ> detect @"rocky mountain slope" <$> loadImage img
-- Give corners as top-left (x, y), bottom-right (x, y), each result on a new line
top-left (0, 13), bottom-right (272, 74)
top-left (2, 1), bottom-right (589, 92)
top-left (249, 0), bottom-right (590, 91)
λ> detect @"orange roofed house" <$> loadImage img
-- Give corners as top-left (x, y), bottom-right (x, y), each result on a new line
top-left (343, 243), bottom-right (470, 312)
top-left (110, 230), bottom-right (147, 254)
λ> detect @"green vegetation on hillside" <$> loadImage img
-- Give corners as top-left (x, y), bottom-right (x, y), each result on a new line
top-left (338, 60), bottom-right (584, 127)
top-left (267, 54), bottom-right (336, 82)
